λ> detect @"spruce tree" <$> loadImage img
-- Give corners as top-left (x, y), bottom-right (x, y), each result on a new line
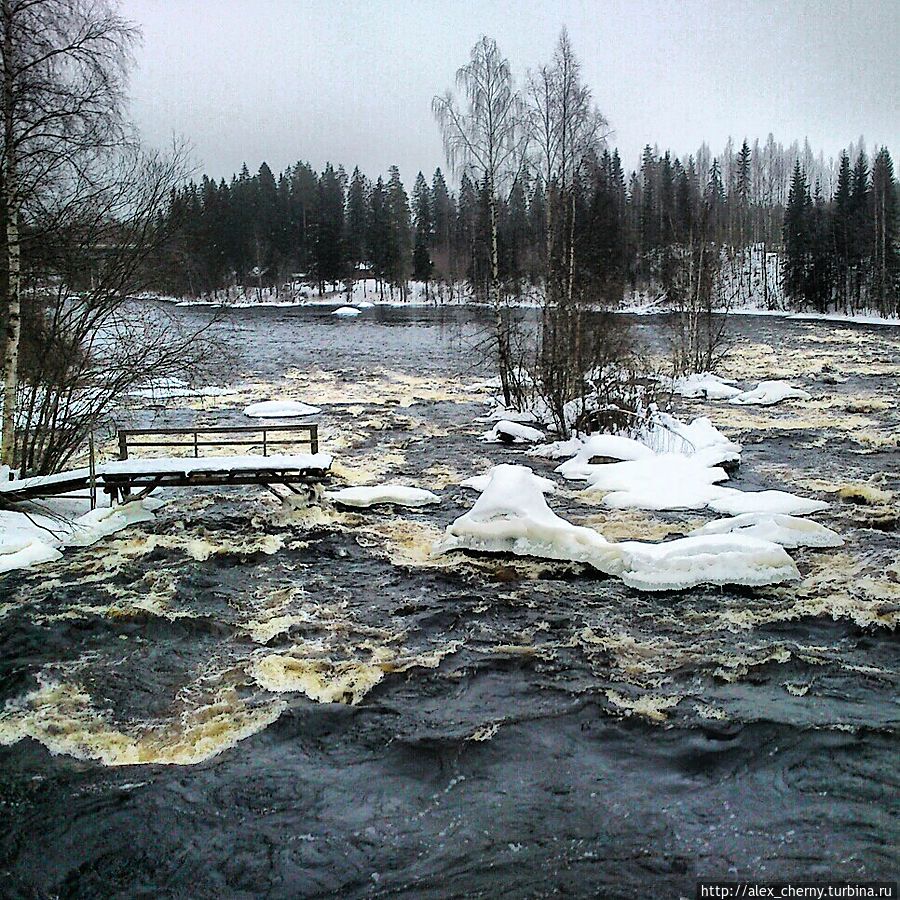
top-left (871, 147), bottom-right (899, 313)
top-left (367, 177), bottom-right (388, 295)
top-left (430, 168), bottom-right (454, 282)
top-left (345, 167), bottom-right (368, 278)
top-left (783, 161), bottom-right (812, 306)
top-left (385, 167), bottom-right (412, 296)
top-left (412, 171), bottom-right (433, 288)
top-left (832, 152), bottom-right (853, 308)
top-left (314, 163), bottom-right (345, 293)
top-left (850, 151), bottom-right (871, 307)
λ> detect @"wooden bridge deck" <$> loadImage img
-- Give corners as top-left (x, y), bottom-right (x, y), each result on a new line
top-left (1, 424), bottom-right (330, 504)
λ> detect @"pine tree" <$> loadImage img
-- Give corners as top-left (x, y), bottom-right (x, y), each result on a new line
top-left (735, 139), bottom-right (752, 245)
top-left (849, 151), bottom-right (871, 307)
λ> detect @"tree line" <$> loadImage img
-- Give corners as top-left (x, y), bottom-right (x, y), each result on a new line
top-left (158, 135), bottom-right (898, 316)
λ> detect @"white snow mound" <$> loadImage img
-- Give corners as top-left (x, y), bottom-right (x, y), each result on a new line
top-left (243, 400), bottom-right (321, 418)
top-left (640, 414), bottom-right (742, 464)
top-left (333, 306), bottom-right (361, 317)
top-left (730, 380), bottom-right (811, 406)
top-left (434, 465), bottom-right (622, 572)
top-left (482, 420), bottom-right (545, 444)
top-left (690, 513), bottom-right (843, 548)
top-left (435, 465), bottom-right (801, 592)
top-left (671, 373), bottom-right (742, 401)
top-left (576, 454), bottom-right (730, 511)
top-left (461, 467), bottom-right (556, 494)
top-left (328, 485), bottom-right (440, 508)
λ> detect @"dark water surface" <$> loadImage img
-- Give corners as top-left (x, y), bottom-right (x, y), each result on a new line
top-left (0, 304), bottom-right (898, 898)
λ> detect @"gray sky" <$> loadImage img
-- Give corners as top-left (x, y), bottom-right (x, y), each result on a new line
top-left (123, 0), bottom-right (899, 184)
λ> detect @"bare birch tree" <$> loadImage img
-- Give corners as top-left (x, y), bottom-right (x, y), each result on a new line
top-left (433, 36), bottom-right (527, 405)
top-left (525, 29), bottom-right (613, 436)
top-left (0, 0), bottom-right (136, 467)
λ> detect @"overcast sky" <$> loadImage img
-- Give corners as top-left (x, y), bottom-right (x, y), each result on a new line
top-left (123, 0), bottom-right (899, 184)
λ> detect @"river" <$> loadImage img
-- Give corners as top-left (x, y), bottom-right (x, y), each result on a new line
top-left (0, 304), bottom-right (897, 897)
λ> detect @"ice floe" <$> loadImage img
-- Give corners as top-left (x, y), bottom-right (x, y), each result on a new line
top-left (243, 399), bottom-right (322, 418)
top-left (433, 465), bottom-right (802, 592)
top-left (328, 485), bottom-right (440, 508)
top-left (577, 454), bottom-right (730, 511)
top-left (616, 534), bottom-right (800, 591)
top-left (689, 513), bottom-right (843, 548)
top-left (639, 414), bottom-right (742, 464)
top-left (729, 380), bottom-right (811, 406)
top-left (707, 488), bottom-right (829, 516)
top-left (434, 464), bottom-right (621, 572)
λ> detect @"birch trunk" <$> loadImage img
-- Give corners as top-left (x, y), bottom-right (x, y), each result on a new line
top-left (1, 0), bottom-right (20, 467)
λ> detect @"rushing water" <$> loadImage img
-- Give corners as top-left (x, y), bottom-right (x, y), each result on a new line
top-left (0, 304), bottom-right (897, 897)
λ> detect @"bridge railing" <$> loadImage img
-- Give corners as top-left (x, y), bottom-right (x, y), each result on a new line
top-left (117, 423), bottom-right (319, 461)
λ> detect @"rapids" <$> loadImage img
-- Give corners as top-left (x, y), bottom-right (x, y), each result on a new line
top-left (0, 304), bottom-right (897, 896)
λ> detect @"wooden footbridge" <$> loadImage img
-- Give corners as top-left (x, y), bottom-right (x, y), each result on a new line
top-left (0, 423), bottom-right (330, 506)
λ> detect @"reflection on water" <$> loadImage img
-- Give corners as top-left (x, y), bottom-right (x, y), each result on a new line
top-left (0, 305), bottom-right (897, 896)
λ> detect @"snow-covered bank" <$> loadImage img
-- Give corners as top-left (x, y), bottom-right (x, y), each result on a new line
top-left (144, 282), bottom-right (900, 326)
top-left (0, 499), bottom-right (162, 574)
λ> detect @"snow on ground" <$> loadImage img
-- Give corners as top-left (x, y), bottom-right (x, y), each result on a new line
top-left (328, 485), bottom-right (440, 508)
top-left (433, 465), bottom-right (801, 592)
top-left (729, 380), bottom-right (812, 406)
top-left (526, 437), bottom-right (584, 459)
top-left (482, 420), bottom-right (545, 444)
top-left (707, 488), bottom-right (829, 516)
top-left (689, 513), bottom-right (843, 548)
top-left (333, 306), bottom-right (361, 317)
top-left (243, 400), bottom-right (321, 418)
top-left (482, 403), bottom-right (539, 424)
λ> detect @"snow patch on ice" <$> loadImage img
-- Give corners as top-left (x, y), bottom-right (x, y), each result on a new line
top-left (617, 533), bottom-right (800, 591)
top-left (328, 485), bottom-right (440, 508)
top-left (689, 513), bottom-right (843, 548)
top-left (707, 488), bottom-right (829, 516)
top-left (461, 466), bottom-right (556, 494)
top-left (434, 465), bottom-right (621, 572)
top-left (333, 306), bottom-right (361, 317)
top-left (671, 373), bottom-right (741, 400)
top-left (243, 399), bottom-right (321, 418)
top-left (729, 380), bottom-right (811, 406)
top-left (482, 420), bottom-right (545, 444)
